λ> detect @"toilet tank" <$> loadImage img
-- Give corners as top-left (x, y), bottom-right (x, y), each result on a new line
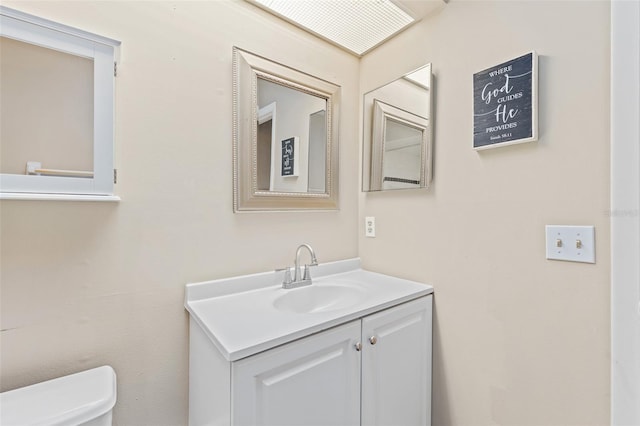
top-left (0, 365), bottom-right (117, 426)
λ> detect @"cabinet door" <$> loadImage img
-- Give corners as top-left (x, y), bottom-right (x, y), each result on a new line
top-left (361, 296), bottom-right (432, 426)
top-left (232, 320), bottom-right (361, 426)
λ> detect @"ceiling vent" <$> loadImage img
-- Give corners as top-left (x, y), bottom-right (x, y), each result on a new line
top-left (247, 0), bottom-right (419, 56)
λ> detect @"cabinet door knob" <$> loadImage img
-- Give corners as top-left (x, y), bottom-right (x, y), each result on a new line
top-left (355, 342), bottom-right (362, 351)
top-left (369, 336), bottom-right (378, 345)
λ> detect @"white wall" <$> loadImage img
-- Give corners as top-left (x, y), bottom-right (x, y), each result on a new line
top-left (360, 1), bottom-right (610, 424)
top-left (0, 2), bottom-right (359, 425)
top-left (611, 0), bottom-right (640, 424)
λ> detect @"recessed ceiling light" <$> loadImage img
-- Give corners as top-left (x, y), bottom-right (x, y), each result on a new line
top-left (248, 0), bottom-right (416, 56)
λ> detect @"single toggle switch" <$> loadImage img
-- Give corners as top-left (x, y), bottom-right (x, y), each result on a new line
top-left (545, 225), bottom-right (595, 263)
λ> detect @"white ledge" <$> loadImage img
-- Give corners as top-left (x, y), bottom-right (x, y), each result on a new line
top-left (0, 193), bottom-right (121, 202)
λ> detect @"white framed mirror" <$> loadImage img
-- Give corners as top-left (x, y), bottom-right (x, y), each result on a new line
top-left (232, 47), bottom-right (340, 211)
top-left (363, 64), bottom-right (433, 192)
top-left (0, 6), bottom-right (119, 200)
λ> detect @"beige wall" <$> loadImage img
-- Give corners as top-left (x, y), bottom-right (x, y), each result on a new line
top-left (360, 1), bottom-right (610, 425)
top-left (0, 2), bottom-right (359, 425)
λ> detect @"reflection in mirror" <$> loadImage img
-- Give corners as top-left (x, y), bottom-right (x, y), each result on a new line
top-left (372, 100), bottom-right (429, 190)
top-left (1, 36), bottom-right (94, 176)
top-left (256, 78), bottom-right (326, 193)
top-left (363, 64), bottom-right (433, 192)
top-left (233, 47), bottom-right (340, 211)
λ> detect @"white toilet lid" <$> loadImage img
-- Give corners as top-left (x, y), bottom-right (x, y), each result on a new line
top-left (0, 365), bottom-right (116, 426)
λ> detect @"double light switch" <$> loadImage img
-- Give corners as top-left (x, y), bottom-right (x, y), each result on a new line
top-left (545, 225), bottom-right (595, 263)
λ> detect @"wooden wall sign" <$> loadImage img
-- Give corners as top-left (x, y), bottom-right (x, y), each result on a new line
top-left (473, 52), bottom-right (538, 150)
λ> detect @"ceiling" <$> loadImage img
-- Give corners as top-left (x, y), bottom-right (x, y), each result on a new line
top-left (395, 0), bottom-right (447, 20)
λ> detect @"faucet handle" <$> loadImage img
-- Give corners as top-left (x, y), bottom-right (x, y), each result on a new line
top-left (276, 267), bottom-right (293, 284)
top-left (303, 264), bottom-right (311, 281)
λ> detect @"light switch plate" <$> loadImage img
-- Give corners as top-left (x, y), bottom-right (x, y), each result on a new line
top-left (545, 225), bottom-right (595, 263)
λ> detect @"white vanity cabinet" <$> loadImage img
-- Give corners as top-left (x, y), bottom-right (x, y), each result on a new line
top-left (189, 295), bottom-right (432, 426)
top-left (185, 260), bottom-right (434, 426)
top-left (232, 320), bottom-right (362, 425)
top-left (361, 296), bottom-right (432, 425)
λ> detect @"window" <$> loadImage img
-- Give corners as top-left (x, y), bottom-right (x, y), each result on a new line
top-left (0, 6), bottom-right (120, 201)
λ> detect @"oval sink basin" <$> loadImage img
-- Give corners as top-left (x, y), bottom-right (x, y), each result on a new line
top-left (273, 284), bottom-right (366, 314)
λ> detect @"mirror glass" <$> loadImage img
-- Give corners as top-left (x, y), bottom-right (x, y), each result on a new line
top-left (0, 35), bottom-right (94, 177)
top-left (233, 47), bottom-right (340, 211)
top-left (362, 64), bottom-right (433, 192)
top-left (256, 78), bottom-right (327, 193)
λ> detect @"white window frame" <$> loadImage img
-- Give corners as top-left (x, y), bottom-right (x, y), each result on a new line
top-left (0, 6), bottom-right (120, 201)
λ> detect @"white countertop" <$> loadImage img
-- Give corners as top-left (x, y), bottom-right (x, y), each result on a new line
top-left (185, 258), bottom-right (433, 361)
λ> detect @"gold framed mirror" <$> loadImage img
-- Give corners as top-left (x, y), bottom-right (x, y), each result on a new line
top-left (232, 47), bottom-right (340, 211)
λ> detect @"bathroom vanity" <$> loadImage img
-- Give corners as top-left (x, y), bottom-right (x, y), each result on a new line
top-left (185, 259), bottom-right (433, 426)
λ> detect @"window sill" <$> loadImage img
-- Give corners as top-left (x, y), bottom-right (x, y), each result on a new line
top-left (0, 193), bottom-right (121, 202)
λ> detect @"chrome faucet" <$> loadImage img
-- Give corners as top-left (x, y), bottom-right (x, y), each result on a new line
top-left (280, 244), bottom-right (318, 289)
top-left (294, 243), bottom-right (318, 283)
